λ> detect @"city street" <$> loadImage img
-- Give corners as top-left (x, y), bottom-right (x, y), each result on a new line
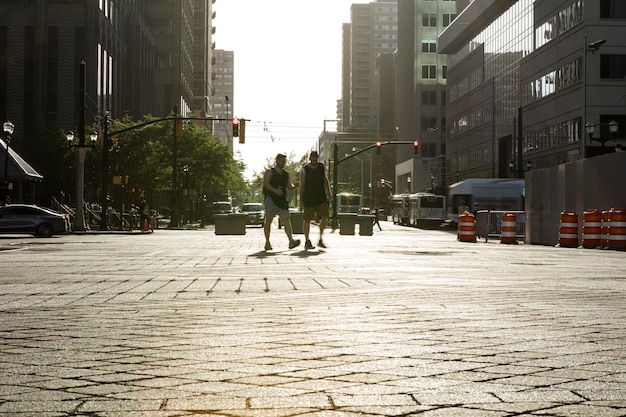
top-left (1, 220), bottom-right (625, 416)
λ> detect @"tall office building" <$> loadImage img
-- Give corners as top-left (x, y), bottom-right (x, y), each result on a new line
top-left (211, 49), bottom-right (234, 150)
top-left (191, 0), bottom-right (216, 118)
top-left (345, 1), bottom-right (398, 129)
top-left (0, 0), bottom-right (218, 200)
top-left (439, 0), bottom-right (626, 184)
top-left (394, 0), bottom-right (457, 193)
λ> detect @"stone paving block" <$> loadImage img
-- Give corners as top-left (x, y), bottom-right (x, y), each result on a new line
top-left (1, 226), bottom-right (626, 415)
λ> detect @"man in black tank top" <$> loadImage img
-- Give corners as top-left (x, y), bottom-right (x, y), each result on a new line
top-left (299, 151), bottom-right (331, 249)
top-left (262, 153), bottom-right (301, 251)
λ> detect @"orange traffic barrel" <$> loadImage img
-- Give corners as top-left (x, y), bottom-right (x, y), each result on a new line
top-left (457, 213), bottom-right (476, 242)
top-left (582, 209), bottom-right (602, 249)
top-left (558, 211), bottom-right (578, 248)
top-left (601, 210), bottom-right (610, 248)
top-left (607, 208), bottom-right (626, 250)
top-left (500, 212), bottom-right (517, 244)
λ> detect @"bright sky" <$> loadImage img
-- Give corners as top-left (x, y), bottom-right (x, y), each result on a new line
top-left (214, 0), bottom-right (370, 180)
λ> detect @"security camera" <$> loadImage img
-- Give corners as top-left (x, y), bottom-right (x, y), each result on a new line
top-left (587, 39), bottom-right (606, 53)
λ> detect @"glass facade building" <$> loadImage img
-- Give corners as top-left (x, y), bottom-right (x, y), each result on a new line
top-left (440, 0), bottom-right (626, 183)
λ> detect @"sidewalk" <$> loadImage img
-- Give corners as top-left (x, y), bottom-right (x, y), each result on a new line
top-left (1, 222), bottom-right (625, 416)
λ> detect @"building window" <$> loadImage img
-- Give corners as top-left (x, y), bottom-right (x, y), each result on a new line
top-left (421, 117), bottom-right (437, 131)
top-left (601, 55), bottom-right (626, 78)
top-left (443, 13), bottom-right (457, 27)
top-left (422, 40), bottom-right (437, 53)
top-left (421, 143), bottom-right (437, 158)
top-left (442, 65), bottom-right (447, 79)
top-left (422, 13), bottom-right (436, 27)
top-left (422, 91), bottom-right (437, 105)
top-left (422, 65), bottom-right (437, 79)
top-left (600, 0), bottom-right (626, 18)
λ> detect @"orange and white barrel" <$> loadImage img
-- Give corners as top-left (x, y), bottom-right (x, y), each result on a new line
top-left (607, 208), bottom-right (626, 250)
top-left (500, 212), bottom-right (517, 244)
top-left (457, 213), bottom-right (476, 242)
top-left (582, 209), bottom-right (602, 249)
top-left (601, 210), bottom-right (611, 248)
top-left (558, 211), bottom-right (578, 248)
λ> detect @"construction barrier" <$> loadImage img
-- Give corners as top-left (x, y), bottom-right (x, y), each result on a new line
top-left (601, 210), bottom-right (610, 248)
top-left (475, 210), bottom-right (525, 243)
top-left (558, 211), bottom-right (578, 248)
top-left (500, 212), bottom-right (517, 244)
top-left (582, 209), bottom-right (602, 249)
top-left (607, 208), bottom-right (626, 250)
top-left (457, 213), bottom-right (476, 242)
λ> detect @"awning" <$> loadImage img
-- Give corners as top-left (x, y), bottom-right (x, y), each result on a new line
top-left (0, 138), bottom-right (44, 182)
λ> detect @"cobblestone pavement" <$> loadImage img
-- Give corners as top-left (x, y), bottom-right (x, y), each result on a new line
top-left (0, 221), bottom-right (625, 416)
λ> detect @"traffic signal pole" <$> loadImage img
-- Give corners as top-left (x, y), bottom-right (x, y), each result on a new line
top-left (331, 140), bottom-right (419, 230)
top-left (99, 115), bottom-right (237, 230)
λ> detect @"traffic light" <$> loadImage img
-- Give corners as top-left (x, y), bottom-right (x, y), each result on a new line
top-left (413, 140), bottom-right (419, 155)
top-left (232, 117), bottom-right (239, 137)
top-left (239, 118), bottom-right (246, 144)
top-left (376, 141), bottom-right (382, 155)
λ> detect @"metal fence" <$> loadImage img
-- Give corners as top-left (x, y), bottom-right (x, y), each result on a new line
top-left (475, 210), bottom-right (525, 243)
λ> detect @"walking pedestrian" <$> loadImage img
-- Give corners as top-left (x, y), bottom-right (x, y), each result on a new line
top-left (299, 151), bottom-right (331, 249)
top-left (263, 153), bottom-right (301, 251)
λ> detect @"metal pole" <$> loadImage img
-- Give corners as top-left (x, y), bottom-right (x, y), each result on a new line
top-left (2, 132), bottom-right (9, 202)
top-left (332, 140), bottom-right (338, 229)
top-left (100, 112), bottom-right (110, 230)
top-left (582, 36), bottom-right (587, 159)
top-left (74, 60), bottom-right (88, 231)
top-left (169, 107), bottom-right (179, 228)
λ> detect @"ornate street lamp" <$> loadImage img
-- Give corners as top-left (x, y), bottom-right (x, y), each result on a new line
top-left (66, 130), bottom-right (98, 231)
top-left (3, 121), bottom-right (15, 204)
top-left (586, 120), bottom-right (618, 148)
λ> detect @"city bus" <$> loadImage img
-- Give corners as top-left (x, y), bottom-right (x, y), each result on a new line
top-left (336, 192), bottom-right (363, 214)
top-left (391, 193), bottom-right (411, 225)
top-left (408, 192), bottom-right (446, 228)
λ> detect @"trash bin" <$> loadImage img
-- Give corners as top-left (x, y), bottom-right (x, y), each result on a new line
top-left (289, 210), bottom-right (303, 234)
top-left (338, 213), bottom-right (357, 235)
top-left (213, 214), bottom-right (230, 235)
top-left (358, 215), bottom-right (375, 236)
top-left (228, 213), bottom-right (247, 235)
top-left (214, 213), bottom-right (247, 235)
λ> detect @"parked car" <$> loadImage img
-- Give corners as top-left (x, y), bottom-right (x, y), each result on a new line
top-left (0, 204), bottom-right (71, 237)
top-left (240, 203), bottom-right (265, 225)
top-left (208, 201), bottom-right (233, 223)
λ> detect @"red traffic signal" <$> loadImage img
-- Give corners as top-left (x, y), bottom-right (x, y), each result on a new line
top-left (376, 141), bottom-right (382, 155)
top-left (232, 118), bottom-right (240, 137)
top-left (413, 140), bottom-right (419, 155)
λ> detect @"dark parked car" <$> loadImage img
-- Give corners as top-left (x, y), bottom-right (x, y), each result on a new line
top-left (241, 203), bottom-right (265, 225)
top-left (0, 204), bottom-right (70, 237)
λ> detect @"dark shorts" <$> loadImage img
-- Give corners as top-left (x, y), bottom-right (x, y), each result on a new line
top-left (303, 202), bottom-right (329, 221)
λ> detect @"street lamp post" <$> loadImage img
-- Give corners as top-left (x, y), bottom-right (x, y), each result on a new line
top-left (100, 111), bottom-right (111, 230)
top-left (582, 37), bottom-right (606, 159)
top-left (66, 60), bottom-right (99, 231)
top-left (585, 120), bottom-right (619, 149)
top-left (2, 121), bottom-right (15, 204)
top-left (66, 130), bottom-right (98, 231)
